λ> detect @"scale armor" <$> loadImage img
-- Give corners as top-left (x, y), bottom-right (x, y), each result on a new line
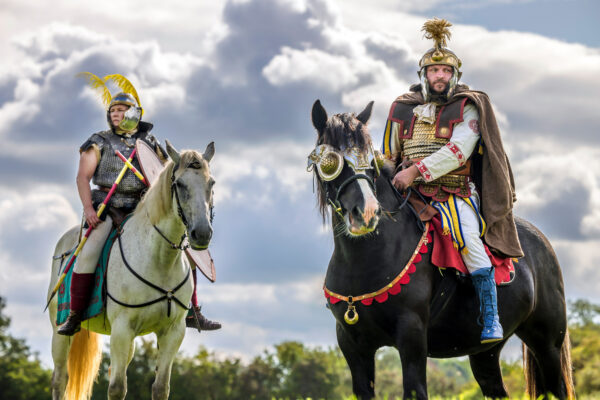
top-left (400, 106), bottom-right (471, 201)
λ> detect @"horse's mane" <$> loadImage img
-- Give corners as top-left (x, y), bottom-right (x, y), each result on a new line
top-left (135, 150), bottom-right (206, 224)
top-left (315, 112), bottom-right (373, 220)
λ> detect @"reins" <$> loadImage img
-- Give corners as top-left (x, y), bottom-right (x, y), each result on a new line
top-left (106, 233), bottom-right (190, 316)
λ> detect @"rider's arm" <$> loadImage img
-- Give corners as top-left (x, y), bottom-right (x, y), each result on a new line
top-left (414, 103), bottom-right (480, 182)
top-left (76, 147), bottom-right (101, 228)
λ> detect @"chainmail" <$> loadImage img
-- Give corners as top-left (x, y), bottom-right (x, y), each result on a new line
top-left (89, 131), bottom-right (147, 208)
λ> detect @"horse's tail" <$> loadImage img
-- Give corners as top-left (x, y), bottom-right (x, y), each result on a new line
top-left (523, 329), bottom-right (576, 399)
top-left (66, 328), bottom-right (102, 400)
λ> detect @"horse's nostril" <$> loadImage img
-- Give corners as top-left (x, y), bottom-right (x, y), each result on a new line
top-left (352, 206), bottom-right (362, 219)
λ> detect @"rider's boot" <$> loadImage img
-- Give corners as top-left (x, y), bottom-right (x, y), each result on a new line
top-left (57, 272), bottom-right (95, 336)
top-left (471, 267), bottom-right (503, 344)
top-left (186, 305), bottom-right (222, 332)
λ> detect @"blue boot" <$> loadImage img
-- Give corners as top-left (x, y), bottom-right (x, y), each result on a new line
top-left (471, 267), bottom-right (503, 343)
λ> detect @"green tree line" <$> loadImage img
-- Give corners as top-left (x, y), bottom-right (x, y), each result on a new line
top-left (1, 296), bottom-right (599, 399)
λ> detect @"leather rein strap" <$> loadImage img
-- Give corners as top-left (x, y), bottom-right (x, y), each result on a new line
top-left (106, 233), bottom-right (191, 316)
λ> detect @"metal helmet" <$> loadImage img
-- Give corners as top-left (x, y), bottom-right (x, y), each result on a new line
top-left (107, 92), bottom-right (142, 132)
top-left (78, 72), bottom-right (144, 133)
top-left (417, 18), bottom-right (462, 102)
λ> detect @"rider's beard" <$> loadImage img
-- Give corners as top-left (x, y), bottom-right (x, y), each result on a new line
top-left (429, 81), bottom-right (450, 103)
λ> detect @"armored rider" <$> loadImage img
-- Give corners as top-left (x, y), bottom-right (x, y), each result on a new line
top-left (382, 19), bottom-right (523, 343)
top-left (58, 73), bottom-right (221, 336)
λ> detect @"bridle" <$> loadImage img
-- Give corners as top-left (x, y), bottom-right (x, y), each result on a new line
top-left (152, 163), bottom-right (214, 251)
top-left (326, 172), bottom-right (376, 219)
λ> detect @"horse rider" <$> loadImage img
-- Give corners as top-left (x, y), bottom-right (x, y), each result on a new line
top-left (382, 19), bottom-right (524, 343)
top-left (58, 74), bottom-right (221, 336)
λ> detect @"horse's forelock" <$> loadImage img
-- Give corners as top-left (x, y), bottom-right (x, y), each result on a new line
top-left (315, 112), bottom-right (373, 221)
top-left (320, 113), bottom-right (371, 152)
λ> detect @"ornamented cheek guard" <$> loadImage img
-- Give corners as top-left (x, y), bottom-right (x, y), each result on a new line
top-left (307, 143), bottom-right (384, 180)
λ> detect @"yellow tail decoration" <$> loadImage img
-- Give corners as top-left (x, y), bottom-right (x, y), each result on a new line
top-left (103, 74), bottom-right (143, 114)
top-left (77, 72), bottom-right (112, 108)
top-left (66, 328), bottom-right (103, 400)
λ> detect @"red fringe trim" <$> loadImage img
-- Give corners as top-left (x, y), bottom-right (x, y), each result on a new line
top-left (325, 231), bottom-right (430, 306)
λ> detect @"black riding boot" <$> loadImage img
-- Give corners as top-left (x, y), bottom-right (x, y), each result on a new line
top-left (57, 310), bottom-right (84, 336)
top-left (186, 306), bottom-right (222, 332)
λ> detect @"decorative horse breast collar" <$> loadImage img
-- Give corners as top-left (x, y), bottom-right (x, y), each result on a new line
top-left (324, 222), bottom-right (431, 324)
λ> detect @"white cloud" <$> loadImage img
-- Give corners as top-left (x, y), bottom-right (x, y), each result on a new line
top-left (0, 0), bottom-right (599, 368)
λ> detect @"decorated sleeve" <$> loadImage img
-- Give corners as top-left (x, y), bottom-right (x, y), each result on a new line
top-left (381, 118), bottom-right (402, 159)
top-left (417, 104), bottom-right (480, 182)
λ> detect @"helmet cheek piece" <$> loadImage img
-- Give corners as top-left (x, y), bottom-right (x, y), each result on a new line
top-left (418, 65), bottom-right (461, 102)
top-left (106, 92), bottom-right (142, 132)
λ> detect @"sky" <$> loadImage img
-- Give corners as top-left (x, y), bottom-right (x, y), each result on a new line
top-left (0, 0), bottom-right (599, 368)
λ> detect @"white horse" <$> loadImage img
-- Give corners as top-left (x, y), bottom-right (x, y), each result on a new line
top-left (47, 141), bottom-right (215, 400)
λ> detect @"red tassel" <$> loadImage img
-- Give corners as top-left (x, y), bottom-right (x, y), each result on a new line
top-left (375, 292), bottom-right (388, 303)
top-left (408, 263), bottom-right (416, 273)
top-left (329, 296), bottom-right (341, 305)
top-left (414, 254), bottom-right (422, 264)
top-left (388, 282), bottom-right (402, 295)
top-left (361, 297), bottom-right (374, 306)
top-left (400, 274), bottom-right (411, 284)
top-left (324, 290), bottom-right (330, 299)
top-left (419, 244), bottom-right (428, 253)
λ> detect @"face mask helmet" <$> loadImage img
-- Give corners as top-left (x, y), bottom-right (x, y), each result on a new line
top-left (416, 18), bottom-right (462, 102)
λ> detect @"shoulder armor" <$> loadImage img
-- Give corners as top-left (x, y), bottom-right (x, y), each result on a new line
top-left (435, 97), bottom-right (469, 138)
top-left (387, 102), bottom-right (417, 140)
top-left (80, 130), bottom-right (111, 153)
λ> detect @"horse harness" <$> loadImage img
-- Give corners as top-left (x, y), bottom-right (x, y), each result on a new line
top-left (105, 167), bottom-right (203, 317)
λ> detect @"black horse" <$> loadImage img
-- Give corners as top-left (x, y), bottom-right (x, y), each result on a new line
top-left (308, 100), bottom-right (575, 399)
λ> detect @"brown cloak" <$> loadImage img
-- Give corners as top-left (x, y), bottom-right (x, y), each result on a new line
top-left (394, 84), bottom-right (524, 258)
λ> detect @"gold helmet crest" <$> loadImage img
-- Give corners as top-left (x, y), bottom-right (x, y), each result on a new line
top-left (418, 18), bottom-right (462, 74)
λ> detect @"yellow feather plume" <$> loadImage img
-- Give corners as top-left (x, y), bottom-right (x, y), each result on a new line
top-left (103, 74), bottom-right (142, 109)
top-left (422, 18), bottom-right (453, 49)
top-left (77, 72), bottom-right (112, 108)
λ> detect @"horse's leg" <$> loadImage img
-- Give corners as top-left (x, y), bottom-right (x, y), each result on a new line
top-left (336, 322), bottom-right (377, 399)
top-left (152, 323), bottom-right (186, 400)
top-left (468, 341), bottom-right (509, 399)
top-left (517, 326), bottom-right (568, 399)
top-left (395, 312), bottom-right (428, 400)
top-left (108, 321), bottom-right (136, 400)
top-left (51, 332), bottom-right (71, 400)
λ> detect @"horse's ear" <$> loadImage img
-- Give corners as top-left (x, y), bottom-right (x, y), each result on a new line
top-left (165, 139), bottom-right (181, 165)
top-left (356, 101), bottom-right (374, 125)
top-left (312, 99), bottom-right (328, 135)
top-left (203, 141), bottom-right (215, 163)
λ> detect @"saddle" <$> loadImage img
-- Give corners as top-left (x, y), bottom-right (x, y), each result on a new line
top-left (56, 218), bottom-right (127, 325)
top-left (407, 194), bottom-right (516, 286)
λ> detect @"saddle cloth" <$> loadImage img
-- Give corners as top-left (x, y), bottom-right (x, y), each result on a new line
top-left (430, 215), bottom-right (515, 285)
top-left (56, 223), bottom-right (122, 325)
